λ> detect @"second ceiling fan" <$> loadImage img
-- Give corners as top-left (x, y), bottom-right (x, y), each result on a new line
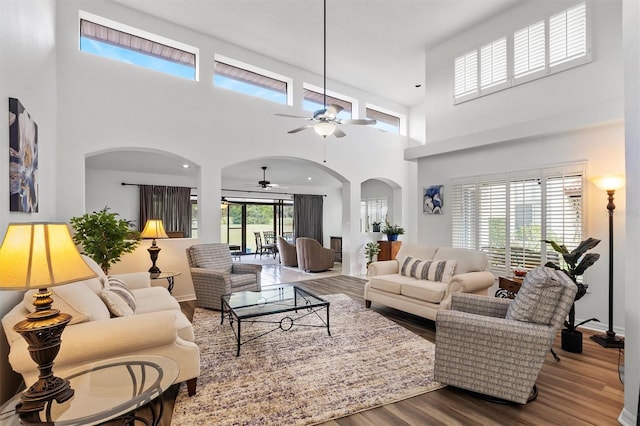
top-left (275, 0), bottom-right (376, 138)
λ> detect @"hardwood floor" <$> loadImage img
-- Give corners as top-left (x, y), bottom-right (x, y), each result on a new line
top-left (155, 274), bottom-right (624, 425)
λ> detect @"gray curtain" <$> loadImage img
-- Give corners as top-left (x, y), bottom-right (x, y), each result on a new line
top-left (294, 194), bottom-right (323, 243)
top-left (139, 185), bottom-right (192, 237)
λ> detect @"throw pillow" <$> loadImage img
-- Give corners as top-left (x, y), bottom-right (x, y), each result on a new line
top-left (413, 259), bottom-right (457, 283)
top-left (100, 276), bottom-right (136, 317)
top-left (505, 265), bottom-right (565, 326)
top-left (399, 257), bottom-right (457, 283)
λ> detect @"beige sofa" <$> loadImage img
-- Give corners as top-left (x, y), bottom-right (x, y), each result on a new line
top-left (1, 256), bottom-right (200, 396)
top-left (364, 245), bottom-right (495, 321)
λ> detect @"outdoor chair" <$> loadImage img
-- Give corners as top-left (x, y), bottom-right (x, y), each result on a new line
top-left (254, 231), bottom-right (277, 258)
top-left (186, 243), bottom-right (262, 310)
top-left (434, 265), bottom-right (577, 404)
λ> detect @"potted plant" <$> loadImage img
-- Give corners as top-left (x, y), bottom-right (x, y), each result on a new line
top-left (372, 221), bottom-right (381, 232)
top-left (364, 242), bottom-right (381, 267)
top-left (70, 207), bottom-right (141, 274)
top-left (544, 237), bottom-right (601, 353)
top-left (382, 223), bottom-right (405, 241)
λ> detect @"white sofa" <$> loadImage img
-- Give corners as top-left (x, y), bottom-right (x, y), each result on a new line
top-left (364, 245), bottom-right (495, 321)
top-left (1, 256), bottom-right (200, 396)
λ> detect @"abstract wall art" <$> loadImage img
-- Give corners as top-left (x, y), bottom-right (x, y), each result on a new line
top-left (9, 97), bottom-right (39, 212)
top-left (423, 185), bottom-right (443, 214)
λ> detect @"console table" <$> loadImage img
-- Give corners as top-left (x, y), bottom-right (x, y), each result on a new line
top-left (0, 355), bottom-right (178, 425)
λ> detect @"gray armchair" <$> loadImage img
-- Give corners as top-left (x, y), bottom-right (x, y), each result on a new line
top-left (295, 237), bottom-right (334, 272)
top-left (186, 243), bottom-right (262, 310)
top-left (434, 266), bottom-right (577, 404)
top-left (277, 236), bottom-right (297, 267)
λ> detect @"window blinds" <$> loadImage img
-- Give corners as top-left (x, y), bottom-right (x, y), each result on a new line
top-left (513, 20), bottom-right (546, 78)
top-left (480, 37), bottom-right (507, 89)
top-left (451, 165), bottom-right (584, 273)
top-left (550, 2), bottom-right (587, 67)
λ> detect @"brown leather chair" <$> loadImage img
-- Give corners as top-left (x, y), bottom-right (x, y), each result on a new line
top-left (295, 237), bottom-right (334, 272)
top-left (277, 236), bottom-right (297, 267)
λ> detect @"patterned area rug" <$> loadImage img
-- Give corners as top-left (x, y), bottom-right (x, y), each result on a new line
top-left (172, 293), bottom-right (444, 425)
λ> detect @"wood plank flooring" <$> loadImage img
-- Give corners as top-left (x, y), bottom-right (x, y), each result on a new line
top-left (148, 275), bottom-right (625, 425)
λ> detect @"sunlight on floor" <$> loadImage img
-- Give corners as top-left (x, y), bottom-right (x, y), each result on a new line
top-left (234, 254), bottom-right (343, 286)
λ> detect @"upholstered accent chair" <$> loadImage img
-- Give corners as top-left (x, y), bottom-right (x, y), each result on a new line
top-left (277, 236), bottom-right (298, 267)
top-left (434, 265), bottom-right (577, 404)
top-left (186, 244), bottom-right (262, 310)
top-left (295, 237), bottom-right (334, 272)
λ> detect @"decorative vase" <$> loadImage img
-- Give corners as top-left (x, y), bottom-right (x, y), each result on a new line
top-left (561, 328), bottom-right (583, 353)
top-left (387, 234), bottom-right (398, 242)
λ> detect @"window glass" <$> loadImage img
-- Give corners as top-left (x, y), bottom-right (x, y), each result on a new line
top-left (303, 88), bottom-right (352, 120)
top-left (214, 61), bottom-right (288, 104)
top-left (366, 108), bottom-right (400, 134)
top-left (80, 19), bottom-right (196, 80)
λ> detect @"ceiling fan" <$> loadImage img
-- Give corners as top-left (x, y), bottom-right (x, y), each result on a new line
top-left (256, 166), bottom-right (284, 190)
top-left (275, 0), bottom-right (376, 138)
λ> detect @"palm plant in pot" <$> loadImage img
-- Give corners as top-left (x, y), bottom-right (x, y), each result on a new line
top-left (70, 207), bottom-right (140, 274)
top-left (544, 237), bottom-right (601, 353)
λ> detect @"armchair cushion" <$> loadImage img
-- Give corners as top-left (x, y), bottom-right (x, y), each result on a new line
top-left (506, 266), bottom-right (566, 326)
top-left (100, 276), bottom-right (137, 317)
top-left (189, 243), bottom-right (233, 272)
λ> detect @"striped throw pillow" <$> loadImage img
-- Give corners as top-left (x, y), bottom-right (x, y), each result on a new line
top-left (100, 276), bottom-right (136, 317)
top-left (400, 256), bottom-right (457, 283)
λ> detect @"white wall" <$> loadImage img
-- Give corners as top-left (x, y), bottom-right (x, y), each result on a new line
top-left (0, 0), bottom-right (58, 404)
top-left (621, 0), bottom-right (640, 423)
top-left (54, 0), bottom-right (413, 275)
top-left (86, 168), bottom-right (198, 229)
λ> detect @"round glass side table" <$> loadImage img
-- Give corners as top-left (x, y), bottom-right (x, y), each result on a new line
top-left (0, 355), bottom-right (178, 426)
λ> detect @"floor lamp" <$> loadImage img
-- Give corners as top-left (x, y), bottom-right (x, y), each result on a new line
top-left (590, 175), bottom-right (625, 349)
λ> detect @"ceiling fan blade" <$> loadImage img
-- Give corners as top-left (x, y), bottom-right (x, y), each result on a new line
top-left (275, 113), bottom-right (312, 119)
top-left (288, 124), bottom-right (314, 134)
top-left (325, 104), bottom-right (344, 118)
top-left (334, 127), bottom-right (346, 138)
top-left (340, 118), bottom-right (377, 126)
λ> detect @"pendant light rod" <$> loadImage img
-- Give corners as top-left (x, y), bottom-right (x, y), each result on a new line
top-left (323, 0), bottom-right (327, 109)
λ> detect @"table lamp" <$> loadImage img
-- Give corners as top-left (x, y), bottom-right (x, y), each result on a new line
top-left (589, 175), bottom-right (625, 349)
top-left (140, 219), bottom-right (169, 274)
top-left (0, 222), bottom-right (97, 420)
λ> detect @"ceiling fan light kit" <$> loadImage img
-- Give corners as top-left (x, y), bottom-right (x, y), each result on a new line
top-left (275, 0), bottom-right (375, 139)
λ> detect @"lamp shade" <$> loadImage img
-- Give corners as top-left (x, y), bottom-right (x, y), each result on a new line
top-left (140, 219), bottom-right (169, 239)
top-left (0, 223), bottom-right (97, 291)
top-left (591, 175), bottom-right (625, 191)
top-left (313, 121), bottom-right (337, 137)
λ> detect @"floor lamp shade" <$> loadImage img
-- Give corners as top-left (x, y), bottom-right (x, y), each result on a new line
top-left (140, 219), bottom-right (169, 274)
top-left (589, 175), bottom-right (625, 349)
top-left (0, 222), bottom-right (98, 420)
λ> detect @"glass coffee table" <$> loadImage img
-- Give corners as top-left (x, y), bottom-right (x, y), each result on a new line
top-left (221, 285), bottom-right (331, 356)
top-left (0, 355), bottom-right (178, 426)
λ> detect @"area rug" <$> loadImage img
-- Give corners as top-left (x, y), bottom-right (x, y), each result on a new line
top-left (171, 293), bottom-right (444, 425)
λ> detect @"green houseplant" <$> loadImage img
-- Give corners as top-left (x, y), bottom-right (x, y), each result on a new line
top-left (364, 242), bottom-right (381, 267)
top-left (381, 223), bottom-right (405, 241)
top-left (70, 207), bottom-right (141, 274)
top-left (544, 237), bottom-right (601, 353)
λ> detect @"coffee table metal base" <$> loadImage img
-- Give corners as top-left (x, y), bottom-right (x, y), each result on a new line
top-left (221, 286), bottom-right (330, 356)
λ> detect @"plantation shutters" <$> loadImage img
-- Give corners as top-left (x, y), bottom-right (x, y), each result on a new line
top-left (454, 50), bottom-right (478, 99)
top-left (513, 20), bottom-right (546, 79)
top-left (480, 37), bottom-right (507, 89)
top-left (549, 2), bottom-right (588, 67)
top-left (451, 165), bottom-right (584, 274)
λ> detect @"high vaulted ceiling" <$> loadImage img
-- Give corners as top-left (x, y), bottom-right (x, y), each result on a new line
top-left (111, 0), bottom-right (522, 107)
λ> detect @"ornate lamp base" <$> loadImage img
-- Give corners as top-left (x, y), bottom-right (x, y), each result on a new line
top-left (13, 291), bottom-right (75, 419)
top-left (147, 244), bottom-right (162, 274)
top-left (590, 331), bottom-right (625, 349)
